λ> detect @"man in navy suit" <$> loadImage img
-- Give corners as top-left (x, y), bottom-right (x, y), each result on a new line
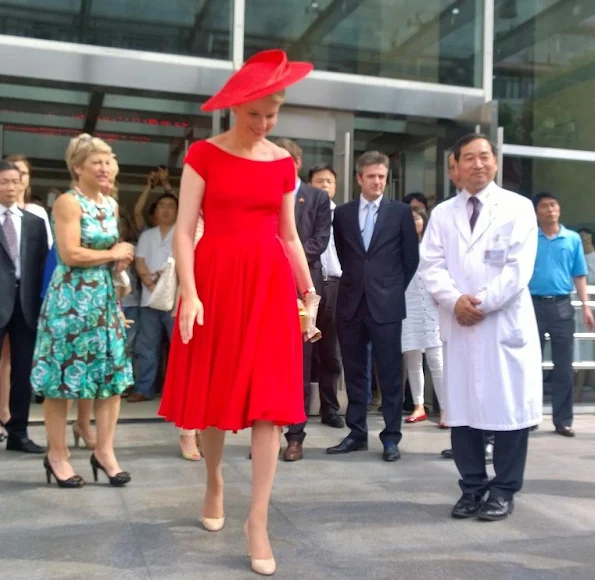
top-left (276, 139), bottom-right (331, 462)
top-left (327, 151), bottom-right (418, 462)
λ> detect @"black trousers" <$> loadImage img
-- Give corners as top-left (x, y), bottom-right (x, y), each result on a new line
top-left (337, 298), bottom-right (403, 446)
top-left (533, 297), bottom-right (575, 428)
top-left (451, 427), bottom-right (529, 501)
top-left (0, 293), bottom-right (37, 439)
top-left (285, 339), bottom-right (313, 444)
top-left (315, 277), bottom-right (341, 418)
top-left (286, 267), bottom-right (323, 444)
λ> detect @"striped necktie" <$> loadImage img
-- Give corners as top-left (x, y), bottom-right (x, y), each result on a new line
top-left (2, 210), bottom-right (18, 260)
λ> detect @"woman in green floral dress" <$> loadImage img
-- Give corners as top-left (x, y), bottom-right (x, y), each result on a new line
top-left (31, 133), bottom-right (135, 487)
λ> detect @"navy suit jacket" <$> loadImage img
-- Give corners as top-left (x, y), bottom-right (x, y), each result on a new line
top-left (333, 197), bottom-right (419, 324)
top-left (294, 182), bottom-right (331, 289)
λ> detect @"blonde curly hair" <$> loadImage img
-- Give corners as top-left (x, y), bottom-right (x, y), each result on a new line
top-left (65, 133), bottom-right (113, 182)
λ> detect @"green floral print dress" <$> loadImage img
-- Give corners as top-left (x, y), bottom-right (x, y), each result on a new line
top-left (31, 190), bottom-right (133, 399)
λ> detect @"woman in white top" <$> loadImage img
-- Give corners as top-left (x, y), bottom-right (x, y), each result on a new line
top-left (0, 155), bottom-right (53, 441)
top-left (401, 207), bottom-right (444, 425)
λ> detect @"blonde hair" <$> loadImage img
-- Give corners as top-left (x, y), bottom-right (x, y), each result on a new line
top-left (65, 133), bottom-right (113, 181)
top-left (109, 154), bottom-right (120, 199)
top-left (110, 154), bottom-right (120, 183)
top-left (269, 89), bottom-right (286, 104)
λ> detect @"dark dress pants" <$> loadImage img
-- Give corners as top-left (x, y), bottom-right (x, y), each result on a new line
top-left (0, 293), bottom-right (37, 439)
top-left (337, 298), bottom-right (403, 446)
top-left (451, 427), bottom-right (529, 500)
top-left (533, 297), bottom-right (575, 428)
top-left (315, 277), bottom-right (341, 418)
top-left (285, 340), bottom-right (312, 444)
top-left (285, 267), bottom-right (323, 444)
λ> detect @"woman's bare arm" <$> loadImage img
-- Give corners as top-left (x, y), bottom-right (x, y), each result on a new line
top-left (279, 192), bottom-right (314, 294)
top-left (175, 165), bottom-right (204, 298)
top-left (53, 194), bottom-right (118, 267)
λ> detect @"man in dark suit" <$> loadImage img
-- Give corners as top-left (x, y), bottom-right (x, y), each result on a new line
top-left (327, 151), bottom-right (418, 462)
top-left (0, 160), bottom-right (48, 453)
top-left (308, 163), bottom-right (345, 429)
top-left (276, 139), bottom-right (331, 462)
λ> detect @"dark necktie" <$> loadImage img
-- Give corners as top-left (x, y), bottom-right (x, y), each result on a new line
top-left (2, 210), bottom-right (18, 260)
top-left (469, 196), bottom-right (480, 232)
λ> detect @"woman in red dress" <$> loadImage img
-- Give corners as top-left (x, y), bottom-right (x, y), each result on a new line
top-left (159, 50), bottom-right (317, 576)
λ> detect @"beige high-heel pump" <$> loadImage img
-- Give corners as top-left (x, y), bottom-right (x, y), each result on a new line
top-left (200, 515), bottom-right (225, 532)
top-left (72, 422), bottom-right (96, 450)
top-left (244, 522), bottom-right (276, 576)
top-left (179, 433), bottom-right (202, 461)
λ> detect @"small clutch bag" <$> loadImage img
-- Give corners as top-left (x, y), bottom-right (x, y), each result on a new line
top-left (298, 298), bottom-right (322, 343)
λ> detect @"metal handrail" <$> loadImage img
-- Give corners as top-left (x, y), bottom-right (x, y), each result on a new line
top-left (544, 333), bottom-right (595, 340)
top-left (542, 362), bottom-right (595, 370)
top-left (543, 291), bottom-right (595, 369)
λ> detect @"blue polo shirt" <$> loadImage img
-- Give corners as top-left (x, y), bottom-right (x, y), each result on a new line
top-left (529, 225), bottom-right (587, 296)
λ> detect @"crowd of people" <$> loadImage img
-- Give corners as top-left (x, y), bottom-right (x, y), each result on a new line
top-left (0, 48), bottom-right (592, 576)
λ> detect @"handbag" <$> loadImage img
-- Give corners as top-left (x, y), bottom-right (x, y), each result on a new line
top-left (148, 257), bottom-right (178, 311)
top-left (113, 269), bottom-right (131, 298)
top-left (298, 295), bottom-right (322, 343)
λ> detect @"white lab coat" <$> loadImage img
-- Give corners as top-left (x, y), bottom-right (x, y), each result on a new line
top-left (419, 182), bottom-right (542, 430)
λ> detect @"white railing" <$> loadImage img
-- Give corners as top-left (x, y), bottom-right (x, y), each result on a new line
top-left (541, 288), bottom-right (595, 371)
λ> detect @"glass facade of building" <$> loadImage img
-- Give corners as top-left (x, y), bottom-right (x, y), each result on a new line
top-left (494, 0), bottom-right (595, 231)
top-left (244, 0), bottom-right (485, 87)
top-left (494, 0), bottom-right (595, 150)
top-left (0, 0), bottom-right (233, 59)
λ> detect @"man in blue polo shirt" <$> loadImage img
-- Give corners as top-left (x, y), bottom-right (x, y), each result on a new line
top-left (530, 192), bottom-right (595, 437)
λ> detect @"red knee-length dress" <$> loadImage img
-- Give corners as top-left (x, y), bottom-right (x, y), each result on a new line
top-left (158, 140), bottom-right (305, 431)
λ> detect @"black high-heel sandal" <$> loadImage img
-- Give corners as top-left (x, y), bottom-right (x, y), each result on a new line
top-left (43, 456), bottom-right (85, 488)
top-left (90, 454), bottom-right (131, 486)
top-left (0, 419), bottom-right (6, 443)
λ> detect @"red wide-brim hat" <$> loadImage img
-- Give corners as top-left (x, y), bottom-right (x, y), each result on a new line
top-left (201, 49), bottom-right (313, 112)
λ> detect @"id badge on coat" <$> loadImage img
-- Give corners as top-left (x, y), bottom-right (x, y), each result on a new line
top-left (484, 234), bottom-right (509, 266)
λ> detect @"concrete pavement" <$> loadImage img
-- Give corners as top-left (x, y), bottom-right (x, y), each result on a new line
top-left (1, 415), bottom-right (594, 579)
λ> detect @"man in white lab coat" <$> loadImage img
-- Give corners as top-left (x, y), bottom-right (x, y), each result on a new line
top-left (419, 134), bottom-right (542, 521)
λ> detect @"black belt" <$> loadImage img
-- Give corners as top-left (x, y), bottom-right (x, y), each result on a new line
top-left (323, 275), bottom-right (341, 282)
top-left (531, 295), bottom-right (570, 302)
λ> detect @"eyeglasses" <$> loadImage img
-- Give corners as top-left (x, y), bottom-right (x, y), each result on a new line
top-left (71, 133), bottom-right (94, 157)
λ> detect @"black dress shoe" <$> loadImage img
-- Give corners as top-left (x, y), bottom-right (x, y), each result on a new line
top-left (326, 437), bottom-right (368, 455)
top-left (451, 493), bottom-right (484, 519)
top-left (382, 443), bottom-right (401, 462)
top-left (321, 415), bottom-right (345, 429)
top-left (555, 426), bottom-right (575, 437)
top-left (477, 495), bottom-right (514, 521)
top-left (6, 436), bottom-right (45, 454)
top-left (441, 448), bottom-right (453, 459)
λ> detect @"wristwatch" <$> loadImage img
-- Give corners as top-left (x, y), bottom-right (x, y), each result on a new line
top-left (302, 286), bottom-right (316, 296)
